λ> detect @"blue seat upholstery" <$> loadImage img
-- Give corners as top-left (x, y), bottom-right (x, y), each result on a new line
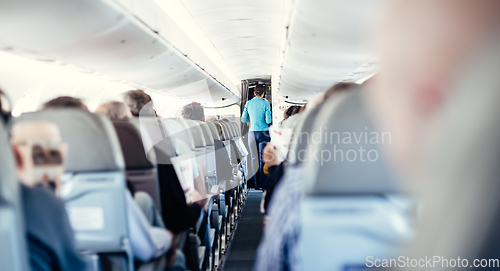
top-left (16, 108), bottom-right (133, 270)
top-left (0, 122), bottom-right (29, 271)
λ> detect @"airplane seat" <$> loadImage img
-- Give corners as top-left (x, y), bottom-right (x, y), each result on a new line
top-left (0, 122), bottom-right (30, 271)
top-left (112, 120), bottom-right (161, 212)
top-left (198, 122), bottom-right (218, 192)
top-left (300, 90), bottom-right (414, 271)
top-left (219, 123), bottom-right (232, 159)
top-left (15, 109), bottom-right (133, 271)
top-left (183, 119), bottom-right (208, 184)
top-left (182, 120), bottom-right (216, 269)
top-left (205, 121), bottom-right (221, 141)
top-left (228, 122), bottom-right (245, 165)
top-left (406, 36), bottom-right (500, 266)
top-left (286, 100), bottom-right (325, 167)
top-left (159, 118), bottom-right (206, 271)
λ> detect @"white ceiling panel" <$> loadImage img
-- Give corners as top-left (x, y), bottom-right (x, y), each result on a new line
top-left (278, 0), bottom-right (387, 101)
top-left (172, 0), bottom-right (289, 81)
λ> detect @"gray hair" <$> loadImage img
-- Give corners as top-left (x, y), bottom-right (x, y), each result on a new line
top-left (96, 101), bottom-right (131, 120)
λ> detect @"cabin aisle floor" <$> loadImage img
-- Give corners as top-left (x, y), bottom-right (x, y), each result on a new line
top-left (220, 190), bottom-right (264, 271)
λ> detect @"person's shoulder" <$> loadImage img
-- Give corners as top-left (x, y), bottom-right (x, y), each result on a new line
top-left (22, 184), bottom-right (61, 206)
top-left (21, 185), bottom-right (66, 218)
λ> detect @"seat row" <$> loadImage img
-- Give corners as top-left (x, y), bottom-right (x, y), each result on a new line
top-left (0, 109), bottom-right (248, 271)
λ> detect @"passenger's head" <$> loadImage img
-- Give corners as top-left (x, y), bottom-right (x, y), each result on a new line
top-left (283, 106), bottom-right (300, 120)
top-left (205, 116), bottom-right (217, 122)
top-left (368, 0), bottom-right (500, 175)
top-left (181, 102), bottom-right (205, 122)
top-left (95, 101), bottom-right (132, 120)
top-left (254, 85), bottom-right (266, 98)
top-left (10, 122), bottom-right (68, 196)
top-left (122, 89), bottom-right (155, 117)
top-left (42, 96), bottom-right (87, 110)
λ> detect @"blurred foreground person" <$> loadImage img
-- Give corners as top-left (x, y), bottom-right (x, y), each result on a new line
top-left (11, 122), bottom-right (88, 271)
top-left (368, 0), bottom-right (500, 269)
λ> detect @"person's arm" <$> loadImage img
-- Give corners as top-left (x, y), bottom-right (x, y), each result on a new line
top-left (265, 102), bottom-right (272, 125)
top-left (241, 102), bottom-right (250, 123)
top-left (126, 191), bottom-right (173, 262)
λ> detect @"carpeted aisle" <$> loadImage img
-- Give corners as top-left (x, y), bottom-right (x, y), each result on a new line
top-left (221, 190), bottom-right (264, 271)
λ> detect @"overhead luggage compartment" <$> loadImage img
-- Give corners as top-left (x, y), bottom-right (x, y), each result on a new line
top-left (0, 0), bottom-right (240, 107)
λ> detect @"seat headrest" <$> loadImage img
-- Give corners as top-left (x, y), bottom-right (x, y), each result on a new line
top-left (220, 123), bottom-right (231, 141)
top-left (230, 122), bottom-right (239, 138)
top-left (113, 120), bottom-right (156, 170)
top-left (15, 109), bottom-right (124, 172)
top-left (287, 102), bottom-right (326, 166)
top-left (205, 122), bottom-right (221, 141)
top-left (199, 122), bottom-right (214, 146)
top-left (304, 89), bottom-right (406, 195)
top-left (0, 122), bottom-right (18, 203)
top-left (129, 117), bottom-right (176, 165)
top-left (183, 119), bottom-right (207, 148)
top-left (160, 118), bottom-right (195, 156)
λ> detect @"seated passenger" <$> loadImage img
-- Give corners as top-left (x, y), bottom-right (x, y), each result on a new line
top-left (181, 102), bottom-right (233, 182)
top-left (181, 102), bottom-right (205, 122)
top-left (10, 121), bottom-right (88, 271)
top-left (261, 82), bottom-right (357, 214)
top-left (96, 101), bottom-right (165, 228)
top-left (42, 96), bottom-right (88, 110)
top-left (122, 90), bottom-right (207, 233)
top-left (95, 101), bottom-right (132, 120)
top-left (122, 89), bottom-right (157, 117)
top-left (41, 99), bottom-right (178, 265)
top-left (255, 82), bottom-right (357, 271)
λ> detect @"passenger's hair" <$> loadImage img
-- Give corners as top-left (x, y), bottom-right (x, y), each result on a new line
top-left (299, 104), bottom-right (307, 113)
top-left (95, 101), bottom-right (131, 120)
top-left (254, 84), bottom-right (266, 97)
top-left (122, 90), bottom-right (152, 117)
top-left (181, 102), bottom-right (205, 122)
top-left (0, 89), bottom-right (12, 126)
top-left (211, 121), bottom-right (223, 137)
top-left (205, 116), bottom-right (217, 122)
top-left (220, 119), bottom-right (230, 123)
top-left (284, 105), bottom-right (302, 120)
top-left (323, 82), bottom-right (358, 101)
top-left (42, 96), bottom-right (88, 110)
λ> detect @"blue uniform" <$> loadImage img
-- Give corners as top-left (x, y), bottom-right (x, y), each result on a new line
top-left (241, 96), bottom-right (272, 188)
top-left (241, 97), bottom-right (272, 131)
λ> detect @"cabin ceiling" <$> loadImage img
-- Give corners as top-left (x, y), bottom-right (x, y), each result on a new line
top-left (0, 0), bottom-right (385, 107)
top-left (160, 0), bottom-right (384, 102)
top-left (279, 0), bottom-right (384, 101)
top-left (172, 0), bottom-right (287, 81)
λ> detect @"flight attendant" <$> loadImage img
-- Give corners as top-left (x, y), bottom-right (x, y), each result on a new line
top-left (241, 84), bottom-right (272, 189)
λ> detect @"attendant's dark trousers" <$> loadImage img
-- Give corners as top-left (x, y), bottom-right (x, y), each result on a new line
top-left (248, 130), bottom-right (270, 189)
